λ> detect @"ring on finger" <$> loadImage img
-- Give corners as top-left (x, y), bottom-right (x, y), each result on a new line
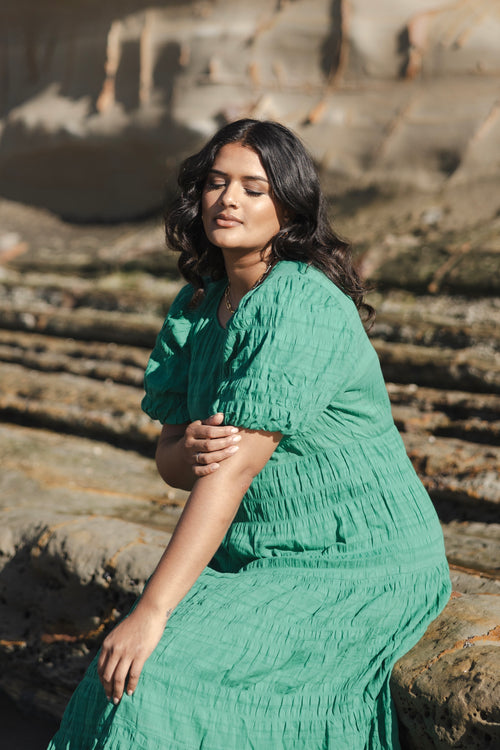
top-left (195, 452), bottom-right (201, 464)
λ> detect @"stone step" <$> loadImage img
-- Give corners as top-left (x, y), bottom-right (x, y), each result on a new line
top-left (402, 432), bottom-right (500, 521)
top-left (2, 330), bottom-right (500, 434)
top-left (0, 267), bottom-right (182, 317)
top-left (361, 221), bottom-right (500, 296)
top-left (0, 423), bottom-right (186, 533)
top-left (0, 361), bottom-right (155, 449)
top-left (3, 265), bottom-right (499, 353)
top-left (0, 329), bottom-right (149, 388)
top-left (391, 403), bottom-right (500, 445)
top-left (387, 383), bottom-right (500, 421)
top-left (371, 294), bottom-right (500, 351)
top-left (2, 334), bottom-right (497, 441)
top-left (0, 302), bottom-right (161, 348)
top-left (0, 207), bottom-right (179, 277)
top-left (373, 338), bottom-right (500, 393)
top-left (443, 522), bottom-right (500, 594)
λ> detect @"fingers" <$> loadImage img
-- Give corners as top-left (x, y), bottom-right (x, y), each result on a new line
top-left (202, 412), bottom-right (225, 426)
top-left (98, 650), bottom-right (145, 705)
top-left (192, 444), bottom-right (240, 476)
top-left (125, 663), bottom-right (144, 697)
top-left (98, 644), bottom-right (120, 703)
top-left (188, 424), bottom-right (239, 443)
top-left (192, 433), bottom-right (241, 456)
top-left (189, 414), bottom-right (238, 439)
top-left (184, 415), bottom-right (240, 474)
top-left (110, 659), bottom-right (129, 705)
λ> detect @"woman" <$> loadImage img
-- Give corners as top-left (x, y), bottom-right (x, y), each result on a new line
top-left (48, 119), bottom-right (450, 749)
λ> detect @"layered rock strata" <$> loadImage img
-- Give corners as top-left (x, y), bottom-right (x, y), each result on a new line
top-left (0, 0), bottom-right (499, 220)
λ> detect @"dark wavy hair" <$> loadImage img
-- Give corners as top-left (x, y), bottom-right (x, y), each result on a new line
top-left (165, 118), bottom-right (374, 325)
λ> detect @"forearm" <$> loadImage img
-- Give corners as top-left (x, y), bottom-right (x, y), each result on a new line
top-left (137, 464), bottom-right (253, 617)
top-left (98, 427), bottom-right (280, 704)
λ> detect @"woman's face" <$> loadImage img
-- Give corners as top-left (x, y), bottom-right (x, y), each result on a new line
top-left (201, 142), bottom-right (284, 257)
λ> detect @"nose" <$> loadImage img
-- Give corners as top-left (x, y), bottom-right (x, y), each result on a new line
top-left (219, 182), bottom-right (239, 208)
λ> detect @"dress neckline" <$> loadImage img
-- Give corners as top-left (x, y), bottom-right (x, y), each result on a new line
top-left (214, 261), bottom-right (281, 331)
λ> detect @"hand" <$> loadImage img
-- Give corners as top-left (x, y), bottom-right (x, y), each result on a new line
top-left (183, 413), bottom-right (241, 477)
top-left (97, 604), bottom-right (168, 704)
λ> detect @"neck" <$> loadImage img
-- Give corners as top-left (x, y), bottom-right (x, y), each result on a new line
top-left (223, 250), bottom-right (271, 306)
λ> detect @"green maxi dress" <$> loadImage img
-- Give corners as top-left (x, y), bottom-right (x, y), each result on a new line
top-left (48, 260), bottom-right (451, 750)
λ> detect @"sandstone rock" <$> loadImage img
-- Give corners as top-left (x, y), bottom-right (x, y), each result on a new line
top-left (2, 358), bottom-right (499, 522)
top-left (0, 267), bottom-right (181, 317)
top-left (0, 1), bottom-right (499, 219)
top-left (392, 593), bottom-right (500, 749)
top-left (346, 0), bottom-right (500, 81)
top-left (374, 338), bottom-right (500, 394)
top-left (0, 329), bottom-right (150, 387)
top-left (0, 198), bottom-right (173, 267)
top-left (0, 507), bottom-right (171, 718)
top-left (0, 301), bottom-right (161, 347)
top-left (448, 569), bottom-right (500, 597)
top-left (443, 522), bottom-right (500, 595)
top-left (402, 433), bottom-right (500, 522)
top-left (442, 522), bottom-right (500, 577)
top-left (370, 291), bottom-right (500, 351)
top-left (363, 235), bottom-right (500, 296)
top-left (0, 422), bottom-right (186, 530)
top-left (0, 361), bottom-right (157, 447)
top-left (386, 383), bottom-right (500, 423)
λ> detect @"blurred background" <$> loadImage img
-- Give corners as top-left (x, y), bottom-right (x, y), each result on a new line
top-left (0, 1), bottom-right (499, 748)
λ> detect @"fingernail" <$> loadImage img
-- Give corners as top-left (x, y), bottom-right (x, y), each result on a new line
top-left (232, 435), bottom-right (241, 443)
top-left (113, 697), bottom-right (120, 705)
top-left (127, 690), bottom-right (133, 697)
top-left (230, 427), bottom-right (238, 433)
top-left (210, 463), bottom-right (220, 471)
top-left (228, 445), bottom-right (239, 454)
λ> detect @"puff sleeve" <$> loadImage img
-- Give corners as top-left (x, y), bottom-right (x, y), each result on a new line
top-left (209, 267), bottom-right (358, 435)
top-left (141, 284), bottom-right (194, 424)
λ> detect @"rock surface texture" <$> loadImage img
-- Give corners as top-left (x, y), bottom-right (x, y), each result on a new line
top-left (0, 0), bottom-right (499, 219)
top-left (392, 594), bottom-right (500, 750)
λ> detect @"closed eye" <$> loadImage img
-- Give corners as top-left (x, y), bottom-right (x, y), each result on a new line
top-left (204, 182), bottom-right (263, 197)
top-left (205, 181), bottom-right (226, 191)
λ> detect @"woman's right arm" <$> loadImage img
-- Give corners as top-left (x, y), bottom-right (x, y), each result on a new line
top-left (155, 413), bottom-right (241, 491)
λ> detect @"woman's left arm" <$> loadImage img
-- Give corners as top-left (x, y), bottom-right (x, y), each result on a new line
top-left (97, 427), bottom-right (281, 704)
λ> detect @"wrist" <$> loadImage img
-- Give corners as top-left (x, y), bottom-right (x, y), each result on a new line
top-left (135, 594), bottom-right (173, 624)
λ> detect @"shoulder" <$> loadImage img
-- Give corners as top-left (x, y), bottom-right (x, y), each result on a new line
top-left (165, 278), bottom-right (223, 323)
top-left (278, 261), bottom-right (355, 306)
top-left (235, 260), bottom-right (358, 331)
top-left (167, 283), bottom-right (195, 319)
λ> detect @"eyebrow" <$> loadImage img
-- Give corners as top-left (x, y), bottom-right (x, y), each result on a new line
top-left (207, 168), bottom-right (269, 183)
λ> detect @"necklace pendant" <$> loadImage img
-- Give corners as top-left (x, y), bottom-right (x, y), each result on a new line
top-left (224, 284), bottom-right (236, 315)
top-left (224, 261), bottom-right (273, 317)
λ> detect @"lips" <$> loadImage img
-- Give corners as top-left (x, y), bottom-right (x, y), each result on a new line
top-left (214, 213), bottom-right (243, 227)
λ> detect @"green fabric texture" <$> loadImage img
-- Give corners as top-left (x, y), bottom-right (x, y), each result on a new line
top-left (48, 261), bottom-right (451, 749)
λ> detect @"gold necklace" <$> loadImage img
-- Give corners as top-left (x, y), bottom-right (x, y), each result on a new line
top-left (224, 263), bottom-right (273, 316)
